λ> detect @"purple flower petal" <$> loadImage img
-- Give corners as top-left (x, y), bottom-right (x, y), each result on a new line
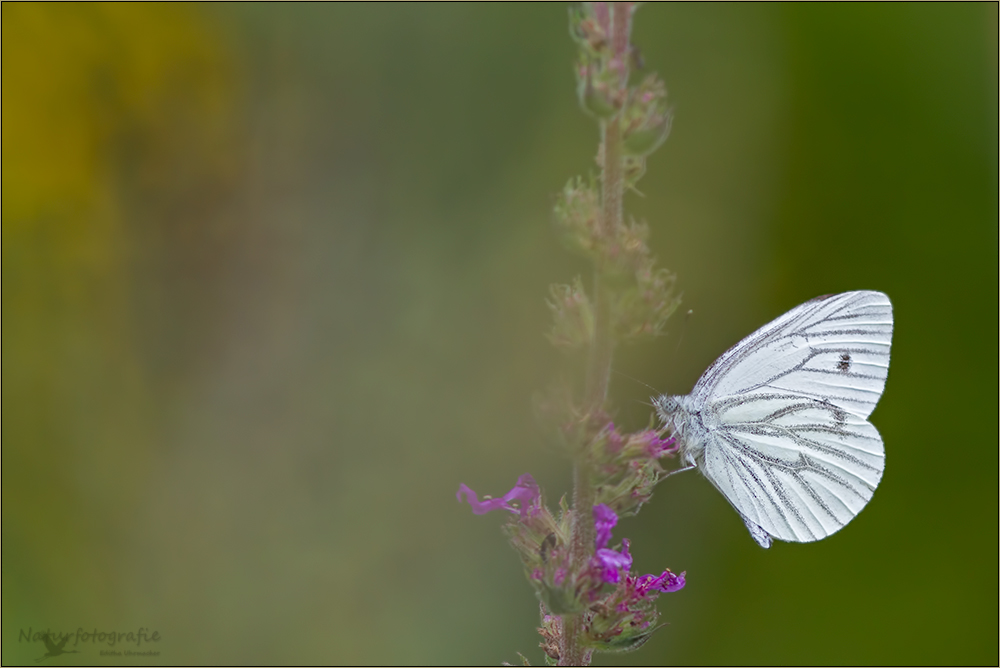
top-left (592, 539), bottom-right (632, 584)
top-left (644, 432), bottom-right (678, 458)
top-left (592, 503), bottom-right (618, 550)
top-left (456, 484), bottom-right (509, 514)
top-left (456, 473), bottom-right (540, 518)
top-left (594, 539), bottom-right (633, 584)
top-left (606, 422), bottom-right (624, 454)
top-left (637, 568), bottom-right (686, 594)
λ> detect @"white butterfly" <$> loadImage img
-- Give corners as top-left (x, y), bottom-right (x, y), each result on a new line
top-left (655, 291), bottom-right (893, 548)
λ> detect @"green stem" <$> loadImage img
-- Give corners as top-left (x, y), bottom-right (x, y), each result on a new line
top-left (587, 0), bottom-right (629, 411)
top-left (560, 4), bottom-right (631, 666)
top-left (585, 118), bottom-right (621, 409)
top-left (558, 460), bottom-right (594, 666)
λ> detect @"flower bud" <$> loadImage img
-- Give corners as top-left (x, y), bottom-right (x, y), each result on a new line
top-left (587, 621), bottom-right (661, 654)
top-left (622, 155), bottom-right (648, 190)
top-left (553, 177), bottom-right (602, 259)
top-left (577, 61), bottom-right (623, 120)
top-left (613, 260), bottom-right (681, 343)
top-left (621, 75), bottom-right (672, 157)
top-left (546, 277), bottom-right (594, 350)
top-left (568, 6), bottom-right (609, 55)
top-left (600, 218), bottom-right (651, 278)
top-left (622, 117), bottom-right (671, 157)
top-left (537, 610), bottom-right (562, 662)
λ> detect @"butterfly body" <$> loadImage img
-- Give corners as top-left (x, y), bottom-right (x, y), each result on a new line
top-left (655, 291), bottom-right (893, 548)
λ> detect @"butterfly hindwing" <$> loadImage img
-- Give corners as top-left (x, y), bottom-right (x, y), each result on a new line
top-left (702, 395), bottom-right (885, 543)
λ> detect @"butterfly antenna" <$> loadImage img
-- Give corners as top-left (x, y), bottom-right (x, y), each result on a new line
top-left (673, 308), bottom-right (694, 356)
top-left (613, 369), bottom-right (662, 395)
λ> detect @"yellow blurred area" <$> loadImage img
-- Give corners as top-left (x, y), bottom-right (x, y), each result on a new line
top-left (3, 4), bottom-right (241, 649)
top-left (2, 2), bottom-right (235, 231)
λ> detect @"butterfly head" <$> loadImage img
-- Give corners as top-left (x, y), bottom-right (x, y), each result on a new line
top-left (652, 392), bottom-right (690, 442)
top-left (652, 394), bottom-right (681, 422)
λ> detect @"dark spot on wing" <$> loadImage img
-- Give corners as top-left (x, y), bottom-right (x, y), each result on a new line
top-left (837, 353), bottom-right (851, 372)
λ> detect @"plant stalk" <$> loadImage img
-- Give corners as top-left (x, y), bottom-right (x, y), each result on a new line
top-left (560, 4), bottom-right (632, 665)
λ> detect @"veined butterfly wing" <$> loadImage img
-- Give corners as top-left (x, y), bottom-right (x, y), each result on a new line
top-left (658, 291), bottom-right (893, 547)
top-left (691, 291), bottom-right (893, 419)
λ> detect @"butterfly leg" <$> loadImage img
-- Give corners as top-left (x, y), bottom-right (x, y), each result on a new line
top-left (661, 464), bottom-right (697, 480)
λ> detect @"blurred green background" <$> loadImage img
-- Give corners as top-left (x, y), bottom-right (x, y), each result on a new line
top-left (3, 4), bottom-right (997, 665)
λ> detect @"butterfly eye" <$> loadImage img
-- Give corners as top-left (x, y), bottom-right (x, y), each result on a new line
top-left (654, 395), bottom-right (679, 416)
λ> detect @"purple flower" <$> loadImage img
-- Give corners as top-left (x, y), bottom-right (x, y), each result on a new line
top-left (590, 505), bottom-right (635, 584)
top-left (642, 432), bottom-right (678, 458)
top-left (593, 503), bottom-right (618, 550)
top-left (605, 422), bottom-right (624, 454)
top-left (594, 538), bottom-right (633, 584)
top-left (456, 473), bottom-right (540, 519)
top-left (636, 568), bottom-right (686, 594)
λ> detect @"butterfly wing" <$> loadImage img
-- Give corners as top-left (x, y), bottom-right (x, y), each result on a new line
top-left (693, 291), bottom-right (892, 545)
top-left (692, 291), bottom-right (893, 417)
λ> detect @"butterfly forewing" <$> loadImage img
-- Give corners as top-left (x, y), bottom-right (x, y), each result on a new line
top-left (693, 291), bottom-right (893, 419)
top-left (676, 291), bottom-right (892, 546)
